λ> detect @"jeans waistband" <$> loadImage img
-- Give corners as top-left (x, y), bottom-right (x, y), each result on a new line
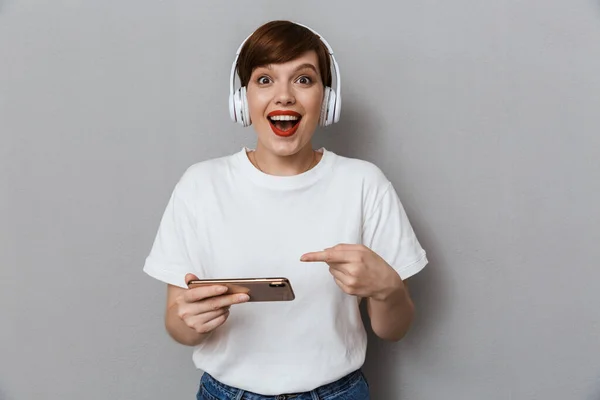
top-left (201, 369), bottom-right (363, 399)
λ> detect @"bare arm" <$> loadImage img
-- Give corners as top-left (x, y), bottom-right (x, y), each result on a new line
top-left (366, 276), bottom-right (415, 342)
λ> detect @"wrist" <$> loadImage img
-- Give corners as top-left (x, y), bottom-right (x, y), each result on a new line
top-left (371, 269), bottom-right (406, 302)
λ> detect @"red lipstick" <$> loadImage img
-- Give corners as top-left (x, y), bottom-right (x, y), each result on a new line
top-left (267, 110), bottom-right (302, 137)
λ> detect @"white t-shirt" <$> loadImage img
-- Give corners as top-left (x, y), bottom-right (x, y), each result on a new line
top-left (143, 147), bottom-right (428, 395)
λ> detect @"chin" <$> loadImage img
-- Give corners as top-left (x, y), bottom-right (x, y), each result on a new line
top-left (255, 126), bottom-right (315, 156)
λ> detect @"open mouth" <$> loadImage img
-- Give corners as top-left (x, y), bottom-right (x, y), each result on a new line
top-left (267, 111), bottom-right (302, 137)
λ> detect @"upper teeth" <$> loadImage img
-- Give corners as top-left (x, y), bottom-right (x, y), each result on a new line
top-left (269, 115), bottom-right (299, 121)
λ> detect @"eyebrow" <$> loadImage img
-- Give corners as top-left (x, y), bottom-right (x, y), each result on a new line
top-left (292, 63), bottom-right (318, 74)
top-left (260, 63), bottom-right (318, 74)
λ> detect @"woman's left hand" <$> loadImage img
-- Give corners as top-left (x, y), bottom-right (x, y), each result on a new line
top-left (300, 244), bottom-right (402, 301)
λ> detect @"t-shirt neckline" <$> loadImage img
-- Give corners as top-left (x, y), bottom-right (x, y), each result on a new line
top-left (236, 147), bottom-right (333, 190)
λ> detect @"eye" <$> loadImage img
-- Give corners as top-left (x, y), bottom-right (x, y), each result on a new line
top-left (257, 76), bottom-right (272, 85)
top-left (296, 75), bottom-right (313, 85)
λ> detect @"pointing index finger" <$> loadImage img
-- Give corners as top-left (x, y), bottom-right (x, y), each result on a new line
top-left (300, 249), bottom-right (349, 263)
top-left (300, 251), bottom-right (328, 262)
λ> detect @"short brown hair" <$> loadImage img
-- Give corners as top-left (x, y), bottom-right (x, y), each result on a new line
top-left (236, 20), bottom-right (332, 88)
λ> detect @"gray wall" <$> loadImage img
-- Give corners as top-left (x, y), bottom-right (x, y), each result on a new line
top-left (1, 1), bottom-right (599, 399)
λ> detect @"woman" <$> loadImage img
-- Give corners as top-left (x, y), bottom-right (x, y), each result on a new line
top-left (143, 20), bottom-right (428, 399)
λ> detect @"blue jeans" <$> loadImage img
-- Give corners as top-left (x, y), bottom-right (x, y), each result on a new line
top-left (197, 369), bottom-right (370, 400)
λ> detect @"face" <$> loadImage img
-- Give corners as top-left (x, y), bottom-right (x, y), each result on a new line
top-left (246, 51), bottom-right (324, 157)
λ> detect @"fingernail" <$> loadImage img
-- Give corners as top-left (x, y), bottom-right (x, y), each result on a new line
top-left (238, 294), bottom-right (250, 302)
top-left (300, 255), bottom-right (307, 261)
top-left (217, 286), bottom-right (228, 293)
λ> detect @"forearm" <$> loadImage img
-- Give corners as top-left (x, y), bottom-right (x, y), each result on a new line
top-left (165, 303), bottom-right (210, 347)
top-left (367, 274), bottom-right (415, 342)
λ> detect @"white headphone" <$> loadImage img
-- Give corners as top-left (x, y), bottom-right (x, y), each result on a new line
top-left (228, 22), bottom-right (341, 128)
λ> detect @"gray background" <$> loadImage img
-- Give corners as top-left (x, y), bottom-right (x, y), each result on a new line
top-left (1, 0), bottom-right (599, 399)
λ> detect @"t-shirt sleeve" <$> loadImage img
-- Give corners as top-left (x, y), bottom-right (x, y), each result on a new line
top-left (362, 182), bottom-right (428, 280)
top-left (143, 178), bottom-right (199, 288)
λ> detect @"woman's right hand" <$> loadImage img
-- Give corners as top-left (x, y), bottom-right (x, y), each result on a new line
top-left (173, 273), bottom-right (250, 335)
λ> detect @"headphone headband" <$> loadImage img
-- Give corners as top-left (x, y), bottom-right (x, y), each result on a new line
top-left (229, 21), bottom-right (341, 126)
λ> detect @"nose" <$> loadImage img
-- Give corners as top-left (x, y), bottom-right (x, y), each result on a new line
top-left (273, 83), bottom-right (295, 106)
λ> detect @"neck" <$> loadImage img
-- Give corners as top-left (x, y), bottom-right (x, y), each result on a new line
top-left (251, 144), bottom-right (318, 176)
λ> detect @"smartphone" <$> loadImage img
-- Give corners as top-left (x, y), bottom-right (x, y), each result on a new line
top-left (186, 277), bottom-right (295, 302)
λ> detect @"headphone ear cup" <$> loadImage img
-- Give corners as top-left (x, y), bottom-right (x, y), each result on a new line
top-left (326, 89), bottom-right (337, 125)
top-left (233, 89), bottom-right (244, 125)
top-left (240, 87), bottom-right (251, 127)
top-left (319, 87), bottom-right (331, 126)
top-left (233, 87), bottom-right (251, 126)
